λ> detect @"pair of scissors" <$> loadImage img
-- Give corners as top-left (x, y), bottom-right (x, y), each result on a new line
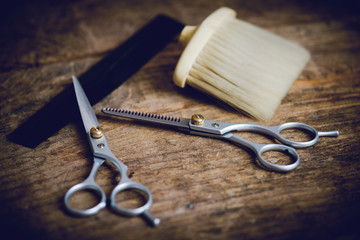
top-left (64, 76), bottom-right (160, 227)
top-left (102, 108), bottom-right (339, 172)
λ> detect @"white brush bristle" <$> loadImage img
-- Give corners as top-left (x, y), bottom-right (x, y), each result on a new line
top-left (186, 17), bottom-right (310, 120)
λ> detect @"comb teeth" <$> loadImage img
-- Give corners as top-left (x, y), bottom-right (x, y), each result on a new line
top-left (102, 108), bottom-right (181, 122)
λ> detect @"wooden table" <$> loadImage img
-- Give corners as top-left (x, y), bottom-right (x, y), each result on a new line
top-left (1, 0), bottom-right (359, 239)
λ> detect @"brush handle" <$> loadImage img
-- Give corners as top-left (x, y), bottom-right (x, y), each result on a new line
top-left (178, 25), bottom-right (198, 45)
top-left (173, 7), bottom-right (236, 88)
top-left (8, 15), bottom-right (185, 148)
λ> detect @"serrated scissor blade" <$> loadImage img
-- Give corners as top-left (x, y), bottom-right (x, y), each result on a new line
top-left (102, 108), bottom-right (190, 129)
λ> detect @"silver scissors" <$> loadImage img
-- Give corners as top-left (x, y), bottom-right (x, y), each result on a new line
top-left (64, 76), bottom-right (160, 227)
top-left (102, 108), bottom-right (339, 172)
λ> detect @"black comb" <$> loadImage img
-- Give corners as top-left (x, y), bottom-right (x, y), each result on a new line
top-left (8, 15), bottom-right (185, 148)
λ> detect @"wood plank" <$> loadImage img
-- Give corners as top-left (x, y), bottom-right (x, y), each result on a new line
top-left (1, 0), bottom-right (359, 239)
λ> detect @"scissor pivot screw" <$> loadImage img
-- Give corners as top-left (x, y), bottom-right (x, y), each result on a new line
top-left (90, 126), bottom-right (104, 138)
top-left (191, 114), bottom-right (204, 126)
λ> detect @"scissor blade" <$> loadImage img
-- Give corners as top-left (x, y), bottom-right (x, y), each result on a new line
top-left (102, 108), bottom-right (190, 129)
top-left (72, 76), bottom-right (100, 132)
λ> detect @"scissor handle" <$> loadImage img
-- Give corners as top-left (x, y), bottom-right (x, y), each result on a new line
top-left (271, 122), bottom-right (319, 148)
top-left (109, 179), bottom-right (160, 226)
top-left (254, 142), bottom-right (300, 172)
top-left (194, 120), bottom-right (338, 149)
top-left (105, 155), bottom-right (160, 227)
top-left (222, 122), bottom-right (338, 148)
top-left (64, 156), bottom-right (160, 226)
top-left (64, 157), bottom-right (106, 216)
top-left (224, 133), bottom-right (300, 172)
top-left (267, 122), bottom-right (339, 148)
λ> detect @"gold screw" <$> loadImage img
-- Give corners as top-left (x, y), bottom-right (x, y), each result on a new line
top-left (191, 114), bottom-right (205, 126)
top-left (90, 126), bottom-right (104, 139)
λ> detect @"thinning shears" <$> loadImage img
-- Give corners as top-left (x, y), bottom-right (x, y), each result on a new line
top-left (64, 76), bottom-right (159, 227)
top-left (102, 108), bottom-right (339, 172)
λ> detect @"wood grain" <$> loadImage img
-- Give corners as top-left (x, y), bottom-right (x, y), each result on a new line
top-left (1, 0), bottom-right (360, 239)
